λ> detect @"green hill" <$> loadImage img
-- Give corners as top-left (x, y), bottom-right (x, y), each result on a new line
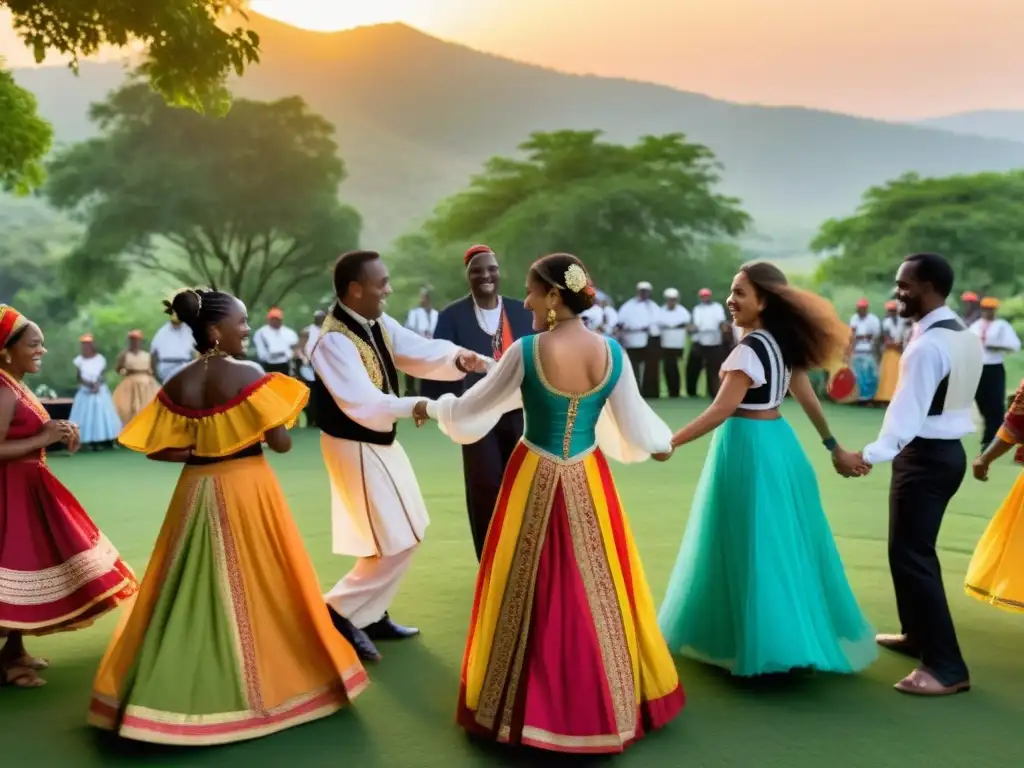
top-left (11, 13), bottom-right (1024, 250)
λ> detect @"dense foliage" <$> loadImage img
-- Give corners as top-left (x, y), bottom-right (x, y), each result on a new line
top-left (46, 84), bottom-right (360, 309)
top-left (394, 130), bottom-right (751, 302)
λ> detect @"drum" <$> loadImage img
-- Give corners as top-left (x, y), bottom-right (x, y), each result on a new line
top-left (827, 366), bottom-right (858, 404)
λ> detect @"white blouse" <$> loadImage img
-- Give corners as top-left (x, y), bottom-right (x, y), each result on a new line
top-left (73, 354), bottom-right (107, 385)
top-left (426, 339), bottom-right (673, 463)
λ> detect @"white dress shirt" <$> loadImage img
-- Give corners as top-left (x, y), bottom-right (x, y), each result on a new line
top-left (405, 306), bottom-right (439, 337)
top-left (969, 317), bottom-right (1021, 365)
top-left (658, 305), bottom-right (692, 350)
top-left (881, 316), bottom-right (906, 344)
top-left (691, 302), bottom-right (728, 347)
top-left (253, 324), bottom-right (299, 365)
top-left (849, 313), bottom-right (881, 354)
top-left (150, 322), bottom-right (195, 382)
top-left (581, 304), bottom-right (605, 331)
top-left (617, 299), bottom-right (660, 349)
top-left (863, 306), bottom-right (983, 464)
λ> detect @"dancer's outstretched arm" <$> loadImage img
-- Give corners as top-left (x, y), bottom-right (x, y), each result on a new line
top-left (788, 369), bottom-right (867, 476)
top-left (595, 352), bottom-right (673, 463)
top-left (417, 340), bottom-right (524, 444)
top-left (974, 382), bottom-right (1024, 480)
top-left (383, 314), bottom-right (489, 382)
top-left (669, 371), bottom-right (751, 449)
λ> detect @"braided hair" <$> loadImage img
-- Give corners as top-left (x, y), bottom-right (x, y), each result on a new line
top-left (164, 288), bottom-right (236, 354)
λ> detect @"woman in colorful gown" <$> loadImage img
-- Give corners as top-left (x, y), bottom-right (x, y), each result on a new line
top-left (88, 288), bottom-right (367, 746)
top-left (848, 298), bottom-right (881, 403)
top-left (965, 379), bottom-right (1024, 612)
top-left (0, 305), bottom-right (137, 689)
top-left (874, 300), bottom-right (905, 405)
top-left (112, 329), bottom-right (160, 424)
top-left (657, 262), bottom-right (878, 677)
top-left (414, 254), bottom-right (684, 755)
top-left (70, 334), bottom-right (123, 449)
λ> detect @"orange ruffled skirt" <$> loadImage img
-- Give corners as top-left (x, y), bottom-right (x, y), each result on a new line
top-left (965, 471), bottom-right (1024, 612)
top-left (458, 442), bottom-right (684, 754)
top-left (88, 455), bottom-right (367, 746)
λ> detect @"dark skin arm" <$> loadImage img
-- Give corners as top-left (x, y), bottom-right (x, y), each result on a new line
top-left (670, 371), bottom-right (751, 448)
top-left (0, 388), bottom-right (70, 460)
top-left (973, 437), bottom-right (1016, 481)
top-left (236, 361), bottom-right (291, 454)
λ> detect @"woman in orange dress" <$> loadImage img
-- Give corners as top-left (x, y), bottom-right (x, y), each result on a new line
top-left (88, 288), bottom-right (367, 746)
top-left (112, 329), bottom-right (160, 424)
top-left (0, 305), bottom-right (137, 688)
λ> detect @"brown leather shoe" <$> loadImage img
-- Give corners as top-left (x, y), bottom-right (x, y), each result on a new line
top-left (894, 668), bottom-right (970, 696)
top-left (875, 633), bottom-right (920, 659)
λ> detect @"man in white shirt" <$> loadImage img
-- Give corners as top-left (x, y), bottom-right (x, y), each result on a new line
top-left (658, 288), bottom-right (691, 398)
top-left (581, 290), bottom-right (607, 332)
top-left (960, 290), bottom-right (980, 326)
top-left (685, 288), bottom-right (729, 398)
top-left (843, 253), bottom-right (982, 697)
top-left (150, 315), bottom-right (195, 383)
top-left (309, 250), bottom-right (487, 660)
top-left (849, 299), bottom-right (882, 402)
top-left (298, 310), bottom-right (327, 427)
top-left (253, 308), bottom-right (300, 375)
top-left (403, 287), bottom-right (439, 396)
top-left (616, 281), bottom-right (661, 398)
top-left (970, 297), bottom-right (1021, 449)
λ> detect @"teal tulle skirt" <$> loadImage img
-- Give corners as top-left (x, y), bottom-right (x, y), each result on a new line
top-left (658, 416), bottom-right (877, 676)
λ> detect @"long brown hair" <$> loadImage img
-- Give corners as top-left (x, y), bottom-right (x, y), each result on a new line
top-left (740, 261), bottom-right (849, 369)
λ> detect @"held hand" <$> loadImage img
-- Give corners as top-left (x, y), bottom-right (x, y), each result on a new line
top-left (455, 351), bottom-right (489, 374)
top-left (412, 400), bottom-right (430, 428)
top-left (972, 456), bottom-right (990, 482)
top-left (651, 449), bottom-right (674, 462)
top-left (833, 447), bottom-right (871, 478)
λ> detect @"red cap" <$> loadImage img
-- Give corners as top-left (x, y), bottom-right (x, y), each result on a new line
top-left (961, 290), bottom-right (978, 302)
top-left (856, 298), bottom-right (869, 309)
top-left (464, 244), bottom-right (493, 266)
top-left (884, 300), bottom-right (898, 311)
top-left (128, 329), bottom-right (144, 339)
top-left (267, 307), bottom-right (283, 320)
top-left (698, 288), bottom-right (711, 298)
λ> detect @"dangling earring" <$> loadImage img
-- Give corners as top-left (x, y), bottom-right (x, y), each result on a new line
top-left (546, 307), bottom-right (557, 331)
top-left (202, 339), bottom-right (223, 369)
top-left (2, 352), bottom-right (10, 365)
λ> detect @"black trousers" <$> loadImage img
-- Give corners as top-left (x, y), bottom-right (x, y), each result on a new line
top-left (404, 373), bottom-right (419, 397)
top-left (685, 343), bottom-right (726, 398)
top-left (975, 363), bottom-right (1005, 448)
top-left (888, 437), bottom-right (969, 685)
top-left (462, 409), bottom-right (525, 560)
top-left (662, 348), bottom-right (683, 398)
top-left (626, 340), bottom-right (661, 398)
top-left (263, 362), bottom-right (292, 375)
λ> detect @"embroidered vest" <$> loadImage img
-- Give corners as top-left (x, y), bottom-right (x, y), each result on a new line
top-left (312, 304), bottom-right (401, 445)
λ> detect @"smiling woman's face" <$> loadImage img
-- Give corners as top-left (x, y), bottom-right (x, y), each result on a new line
top-left (6, 323), bottom-right (46, 374)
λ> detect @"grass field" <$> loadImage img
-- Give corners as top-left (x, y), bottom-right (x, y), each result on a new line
top-left (5, 400), bottom-right (1024, 767)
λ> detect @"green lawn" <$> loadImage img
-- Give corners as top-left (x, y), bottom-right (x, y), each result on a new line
top-left (5, 401), bottom-right (1024, 767)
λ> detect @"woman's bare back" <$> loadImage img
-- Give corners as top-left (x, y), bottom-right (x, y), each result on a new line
top-left (161, 357), bottom-right (264, 411)
top-left (535, 325), bottom-right (611, 395)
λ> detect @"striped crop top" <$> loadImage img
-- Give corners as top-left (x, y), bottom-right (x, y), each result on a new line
top-left (720, 329), bottom-right (792, 411)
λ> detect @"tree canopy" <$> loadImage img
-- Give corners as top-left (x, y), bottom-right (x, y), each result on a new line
top-left (46, 83), bottom-right (360, 309)
top-left (812, 171), bottom-right (1024, 295)
top-left (404, 130), bottom-right (750, 301)
top-left (1, 1), bottom-right (260, 191)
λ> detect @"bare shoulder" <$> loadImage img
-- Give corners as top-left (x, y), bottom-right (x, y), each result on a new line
top-left (227, 358), bottom-right (267, 386)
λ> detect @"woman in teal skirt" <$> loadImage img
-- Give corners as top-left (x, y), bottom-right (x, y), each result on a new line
top-left (657, 262), bottom-right (878, 677)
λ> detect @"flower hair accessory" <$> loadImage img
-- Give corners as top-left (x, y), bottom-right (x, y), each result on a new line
top-left (564, 264), bottom-right (588, 293)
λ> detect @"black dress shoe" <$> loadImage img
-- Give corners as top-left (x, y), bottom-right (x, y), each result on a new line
top-left (327, 606), bottom-right (382, 662)
top-left (363, 612), bottom-right (420, 640)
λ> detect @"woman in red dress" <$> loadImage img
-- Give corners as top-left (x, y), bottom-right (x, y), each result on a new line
top-left (0, 305), bottom-right (137, 688)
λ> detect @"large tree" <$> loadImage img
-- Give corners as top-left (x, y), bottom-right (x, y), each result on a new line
top-left (410, 130), bottom-right (750, 300)
top-left (46, 83), bottom-right (360, 309)
top-left (1, 0), bottom-right (260, 189)
top-left (812, 171), bottom-right (1024, 294)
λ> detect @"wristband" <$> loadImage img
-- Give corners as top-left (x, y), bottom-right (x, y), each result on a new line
top-left (823, 437), bottom-right (838, 452)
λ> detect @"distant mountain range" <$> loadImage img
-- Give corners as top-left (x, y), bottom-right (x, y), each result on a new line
top-left (915, 110), bottom-right (1024, 144)
top-left (10, 13), bottom-right (1024, 252)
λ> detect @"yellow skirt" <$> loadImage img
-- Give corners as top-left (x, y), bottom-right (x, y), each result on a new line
top-left (875, 348), bottom-right (901, 403)
top-left (112, 374), bottom-right (161, 424)
top-left (965, 471), bottom-right (1024, 613)
top-left (88, 455), bottom-right (367, 745)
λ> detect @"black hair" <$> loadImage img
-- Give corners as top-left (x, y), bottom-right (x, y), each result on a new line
top-left (3, 325), bottom-right (29, 351)
top-left (333, 251), bottom-right (380, 299)
top-left (164, 288), bottom-right (237, 354)
top-left (528, 253), bottom-right (596, 315)
top-left (903, 252), bottom-right (955, 298)
top-left (740, 261), bottom-right (850, 370)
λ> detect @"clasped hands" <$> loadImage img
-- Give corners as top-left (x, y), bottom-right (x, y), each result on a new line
top-left (45, 419), bottom-right (81, 454)
top-left (454, 351), bottom-right (489, 375)
top-left (832, 447), bottom-right (871, 478)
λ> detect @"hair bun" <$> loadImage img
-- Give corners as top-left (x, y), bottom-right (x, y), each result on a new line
top-left (168, 288), bottom-right (203, 325)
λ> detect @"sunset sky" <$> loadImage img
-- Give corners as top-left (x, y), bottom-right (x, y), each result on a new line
top-left (2, 0), bottom-right (1022, 120)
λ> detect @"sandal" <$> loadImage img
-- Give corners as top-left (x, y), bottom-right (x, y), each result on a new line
top-left (2, 665), bottom-right (46, 688)
top-left (15, 656), bottom-right (49, 671)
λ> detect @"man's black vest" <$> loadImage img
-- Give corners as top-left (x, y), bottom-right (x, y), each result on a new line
top-left (311, 304), bottom-right (401, 445)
